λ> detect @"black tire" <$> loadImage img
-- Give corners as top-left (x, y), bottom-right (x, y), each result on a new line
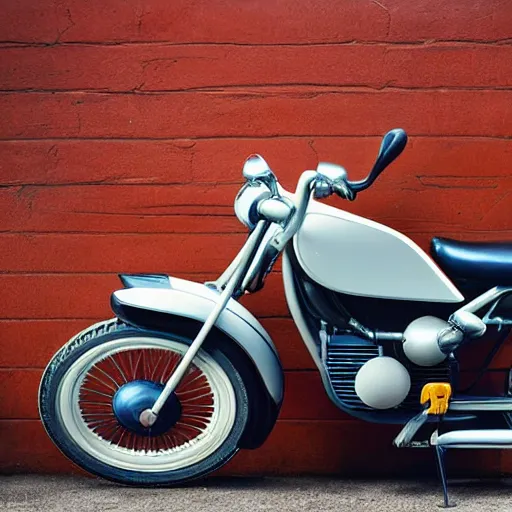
top-left (39, 319), bottom-right (249, 486)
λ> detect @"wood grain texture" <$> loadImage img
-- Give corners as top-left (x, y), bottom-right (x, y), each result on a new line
top-left (2, 44), bottom-right (512, 92)
top-left (2, 90), bottom-right (512, 139)
top-left (1, 137), bottom-right (512, 187)
top-left (2, 0), bottom-right (511, 44)
top-left (0, 179), bottom-right (510, 235)
top-left (1, 0), bottom-right (512, 476)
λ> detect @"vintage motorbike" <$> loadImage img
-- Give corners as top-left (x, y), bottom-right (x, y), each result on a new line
top-left (39, 129), bottom-right (512, 506)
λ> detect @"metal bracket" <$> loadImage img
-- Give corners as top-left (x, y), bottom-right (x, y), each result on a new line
top-left (393, 408), bottom-right (429, 448)
top-left (482, 297), bottom-right (512, 326)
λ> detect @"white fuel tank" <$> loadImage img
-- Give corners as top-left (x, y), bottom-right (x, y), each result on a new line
top-left (293, 200), bottom-right (464, 303)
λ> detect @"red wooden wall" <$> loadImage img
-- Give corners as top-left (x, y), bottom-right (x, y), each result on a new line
top-left (1, 0), bottom-right (512, 476)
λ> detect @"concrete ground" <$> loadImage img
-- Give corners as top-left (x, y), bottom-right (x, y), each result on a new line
top-left (1, 475), bottom-right (511, 512)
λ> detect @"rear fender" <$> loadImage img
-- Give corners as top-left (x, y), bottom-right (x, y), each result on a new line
top-left (111, 274), bottom-right (284, 448)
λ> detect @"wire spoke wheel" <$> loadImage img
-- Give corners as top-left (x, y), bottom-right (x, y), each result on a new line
top-left (55, 336), bottom-right (237, 473)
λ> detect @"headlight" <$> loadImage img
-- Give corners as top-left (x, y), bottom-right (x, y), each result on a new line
top-left (234, 182), bottom-right (271, 229)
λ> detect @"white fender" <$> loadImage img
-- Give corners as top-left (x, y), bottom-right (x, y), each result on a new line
top-left (112, 276), bottom-right (283, 405)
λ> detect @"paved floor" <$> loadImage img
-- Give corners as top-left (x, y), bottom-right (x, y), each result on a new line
top-left (1, 475), bottom-right (511, 511)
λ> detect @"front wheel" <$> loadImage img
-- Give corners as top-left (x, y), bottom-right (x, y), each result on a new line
top-left (39, 319), bottom-right (249, 485)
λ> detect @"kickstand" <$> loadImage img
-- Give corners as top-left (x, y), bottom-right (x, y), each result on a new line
top-left (435, 445), bottom-right (455, 508)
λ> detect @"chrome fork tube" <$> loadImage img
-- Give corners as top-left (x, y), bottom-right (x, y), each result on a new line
top-left (272, 170), bottom-right (317, 250)
top-left (140, 221), bottom-right (268, 427)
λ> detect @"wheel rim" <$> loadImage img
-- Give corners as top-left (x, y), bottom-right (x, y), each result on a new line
top-left (56, 337), bottom-right (237, 472)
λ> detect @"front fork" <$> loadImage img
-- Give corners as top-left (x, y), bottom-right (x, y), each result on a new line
top-left (139, 221), bottom-right (268, 428)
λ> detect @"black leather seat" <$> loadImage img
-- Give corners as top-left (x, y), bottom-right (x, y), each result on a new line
top-left (431, 237), bottom-right (512, 286)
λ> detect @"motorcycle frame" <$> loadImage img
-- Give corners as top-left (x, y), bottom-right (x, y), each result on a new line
top-left (112, 168), bottom-right (512, 436)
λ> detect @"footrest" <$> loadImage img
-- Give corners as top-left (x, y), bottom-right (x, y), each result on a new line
top-left (433, 429), bottom-right (512, 449)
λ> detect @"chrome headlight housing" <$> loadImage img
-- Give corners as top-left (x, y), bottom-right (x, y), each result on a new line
top-left (234, 182), bottom-right (271, 229)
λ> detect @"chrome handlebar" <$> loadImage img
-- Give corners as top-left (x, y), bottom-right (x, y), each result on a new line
top-left (270, 170), bottom-right (317, 250)
top-left (253, 163), bottom-right (356, 250)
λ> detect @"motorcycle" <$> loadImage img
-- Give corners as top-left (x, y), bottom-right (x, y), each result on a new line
top-left (39, 129), bottom-right (512, 506)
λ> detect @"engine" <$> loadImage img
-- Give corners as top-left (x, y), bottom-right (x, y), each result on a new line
top-left (351, 316), bottom-right (451, 409)
top-left (326, 333), bottom-right (451, 412)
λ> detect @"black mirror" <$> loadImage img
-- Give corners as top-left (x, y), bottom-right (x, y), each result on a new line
top-left (243, 154), bottom-right (278, 194)
top-left (348, 128), bottom-right (408, 192)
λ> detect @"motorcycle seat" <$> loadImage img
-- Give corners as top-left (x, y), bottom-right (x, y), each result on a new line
top-left (431, 237), bottom-right (512, 286)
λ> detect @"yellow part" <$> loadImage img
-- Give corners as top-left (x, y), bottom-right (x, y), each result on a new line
top-left (420, 382), bottom-right (452, 415)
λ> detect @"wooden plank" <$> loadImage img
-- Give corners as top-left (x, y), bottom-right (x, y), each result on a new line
top-left (0, 178), bottom-right (510, 234)
top-left (0, 184), bottom-right (243, 234)
top-left (0, 233), bottom-right (244, 273)
top-left (0, 273), bottom-right (290, 319)
top-left (0, 419), bottom-right (503, 476)
top-left (0, 318), bottom-right (314, 370)
top-left (1, 0), bottom-right (511, 44)
top-left (0, 139), bottom-right (206, 186)
top-left (0, 273), bottom-right (120, 320)
top-left (0, 369), bottom-right (41, 419)
top-left (1, 137), bottom-right (511, 187)
top-left (2, 90), bottom-right (512, 139)
top-left (1, 44), bottom-right (511, 92)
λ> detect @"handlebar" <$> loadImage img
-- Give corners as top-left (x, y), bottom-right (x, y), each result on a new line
top-left (243, 128), bottom-right (408, 250)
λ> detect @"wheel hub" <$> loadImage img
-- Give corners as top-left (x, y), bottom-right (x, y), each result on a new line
top-left (112, 380), bottom-right (181, 436)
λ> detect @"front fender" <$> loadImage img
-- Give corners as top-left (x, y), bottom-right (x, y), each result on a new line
top-left (111, 275), bottom-right (284, 447)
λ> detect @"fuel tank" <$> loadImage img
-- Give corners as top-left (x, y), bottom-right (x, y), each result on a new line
top-left (293, 199), bottom-right (464, 303)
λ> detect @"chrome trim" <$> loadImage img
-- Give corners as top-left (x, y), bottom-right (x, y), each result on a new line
top-left (315, 162), bottom-right (354, 200)
top-left (374, 331), bottom-right (404, 342)
top-left (433, 429), bottom-right (512, 448)
top-left (449, 397), bottom-right (512, 412)
top-left (242, 154), bottom-right (278, 195)
top-left (257, 198), bottom-right (293, 224)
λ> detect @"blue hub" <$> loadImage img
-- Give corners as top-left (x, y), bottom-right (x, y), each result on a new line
top-left (112, 380), bottom-right (182, 436)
